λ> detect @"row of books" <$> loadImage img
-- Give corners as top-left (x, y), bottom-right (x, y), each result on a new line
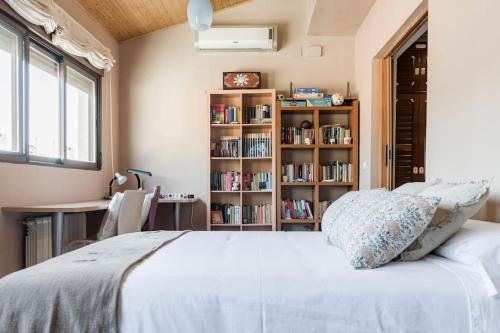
top-left (211, 136), bottom-right (239, 157)
top-left (242, 172), bottom-right (272, 191)
top-left (245, 105), bottom-right (272, 124)
top-left (211, 203), bottom-right (241, 224)
top-left (210, 171), bottom-right (240, 191)
top-left (281, 163), bottom-right (314, 182)
top-left (281, 127), bottom-right (315, 144)
top-left (293, 87), bottom-right (323, 99)
top-left (281, 199), bottom-right (313, 219)
top-left (242, 204), bottom-right (272, 224)
top-left (211, 104), bottom-right (241, 124)
top-left (319, 125), bottom-right (351, 145)
top-left (242, 132), bottom-right (272, 157)
top-left (318, 201), bottom-right (333, 219)
top-left (320, 162), bottom-right (353, 182)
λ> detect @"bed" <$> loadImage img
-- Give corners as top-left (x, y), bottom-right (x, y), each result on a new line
top-left (1, 220), bottom-right (499, 333)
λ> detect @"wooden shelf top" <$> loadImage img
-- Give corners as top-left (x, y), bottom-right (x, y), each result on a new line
top-left (242, 190), bottom-right (272, 193)
top-left (281, 182), bottom-right (315, 186)
top-left (280, 144), bottom-right (315, 149)
top-left (211, 157), bottom-right (240, 160)
top-left (242, 123), bottom-right (272, 128)
top-left (280, 182), bottom-right (354, 187)
top-left (242, 224), bottom-right (273, 227)
top-left (210, 124), bottom-right (240, 128)
top-left (241, 156), bottom-right (272, 160)
top-left (211, 191), bottom-right (240, 193)
top-left (280, 144), bottom-right (353, 149)
top-left (318, 144), bottom-right (353, 149)
top-left (210, 224), bottom-right (242, 227)
top-left (318, 182), bottom-right (354, 186)
top-left (279, 105), bottom-right (354, 111)
top-left (279, 218), bottom-right (318, 224)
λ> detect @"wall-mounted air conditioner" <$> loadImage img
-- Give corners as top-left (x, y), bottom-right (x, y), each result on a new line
top-left (195, 26), bottom-right (278, 52)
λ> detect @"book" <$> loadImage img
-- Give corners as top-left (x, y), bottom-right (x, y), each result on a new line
top-left (281, 163), bottom-right (314, 182)
top-left (211, 104), bottom-right (241, 124)
top-left (281, 127), bottom-right (315, 144)
top-left (320, 161), bottom-right (352, 182)
top-left (242, 172), bottom-right (272, 191)
top-left (319, 125), bottom-right (351, 145)
top-left (243, 132), bottom-right (272, 157)
top-left (318, 201), bottom-right (332, 219)
top-left (245, 104), bottom-right (272, 124)
top-left (211, 203), bottom-right (241, 224)
top-left (242, 204), bottom-right (272, 224)
top-left (281, 199), bottom-right (313, 219)
top-left (211, 136), bottom-right (240, 157)
top-left (211, 171), bottom-right (240, 191)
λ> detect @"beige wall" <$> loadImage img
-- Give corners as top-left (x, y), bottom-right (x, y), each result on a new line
top-left (119, 0), bottom-right (355, 229)
top-left (0, 0), bottom-right (119, 277)
top-left (354, 0), bottom-right (425, 189)
top-left (356, 0), bottom-right (500, 221)
top-left (426, 0), bottom-right (500, 221)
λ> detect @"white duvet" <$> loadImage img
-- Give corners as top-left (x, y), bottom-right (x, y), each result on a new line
top-left (120, 230), bottom-right (500, 333)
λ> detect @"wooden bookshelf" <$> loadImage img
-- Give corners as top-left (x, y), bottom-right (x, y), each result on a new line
top-left (276, 100), bottom-right (359, 231)
top-left (207, 89), bottom-right (276, 231)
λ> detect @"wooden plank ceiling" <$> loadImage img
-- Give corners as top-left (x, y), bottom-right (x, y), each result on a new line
top-left (76, 0), bottom-right (249, 41)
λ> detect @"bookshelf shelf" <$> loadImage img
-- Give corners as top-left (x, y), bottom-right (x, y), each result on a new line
top-left (208, 89), bottom-right (276, 231)
top-left (277, 100), bottom-right (359, 231)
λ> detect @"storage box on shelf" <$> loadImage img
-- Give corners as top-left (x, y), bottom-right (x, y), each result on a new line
top-left (208, 89), bottom-right (276, 231)
top-left (276, 100), bottom-right (359, 231)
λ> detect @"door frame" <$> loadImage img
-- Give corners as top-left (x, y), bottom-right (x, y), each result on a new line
top-left (375, 5), bottom-right (428, 189)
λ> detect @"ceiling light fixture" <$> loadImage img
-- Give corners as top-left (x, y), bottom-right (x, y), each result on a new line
top-left (187, 0), bottom-right (213, 31)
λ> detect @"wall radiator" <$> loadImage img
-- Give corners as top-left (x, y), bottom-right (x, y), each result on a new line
top-left (24, 213), bottom-right (86, 267)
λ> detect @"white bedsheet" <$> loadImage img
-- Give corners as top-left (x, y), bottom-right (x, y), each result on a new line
top-left (120, 231), bottom-right (500, 333)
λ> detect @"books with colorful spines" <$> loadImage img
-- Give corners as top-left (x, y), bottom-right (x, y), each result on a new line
top-left (243, 132), bottom-right (272, 157)
top-left (281, 199), bottom-right (313, 219)
top-left (211, 203), bottom-right (241, 224)
top-left (320, 161), bottom-right (352, 182)
top-left (242, 172), bottom-right (272, 191)
top-left (281, 163), bottom-right (314, 182)
top-left (242, 204), bottom-right (272, 224)
top-left (210, 171), bottom-right (240, 191)
top-left (211, 136), bottom-right (240, 157)
top-left (319, 124), bottom-right (350, 144)
top-left (281, 127), bottom-right (315, 144)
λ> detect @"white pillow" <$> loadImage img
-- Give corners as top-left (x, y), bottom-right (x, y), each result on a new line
top-left (322, 189), bottom-right (440, 269)
top-left (140, 193), bottom-right (153, 226)
top-left (434, 220), bottom-right (500, 297)
top-left (394, 179), bottom-right (490, 261)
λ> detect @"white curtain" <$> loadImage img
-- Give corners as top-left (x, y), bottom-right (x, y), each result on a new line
top-left (4, 0), bottom-right (115, 71)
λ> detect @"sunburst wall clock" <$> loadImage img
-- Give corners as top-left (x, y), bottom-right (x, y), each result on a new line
top-left (223, 72), bottom-right (261, 90)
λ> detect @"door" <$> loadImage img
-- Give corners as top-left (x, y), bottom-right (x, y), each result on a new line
top-left (394, 38), bottom-right (427, 188)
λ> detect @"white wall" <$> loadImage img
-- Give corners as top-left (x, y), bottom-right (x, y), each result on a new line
top-left (119, 0), bottom-right (355, 229)
top-left (0, 0), bottom-right (120, 277)
top-left (426, 0), bottom-right (500, 221)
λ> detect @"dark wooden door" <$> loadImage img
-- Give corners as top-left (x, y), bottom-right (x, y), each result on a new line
top-left (394, 41), bottom-right (427, 188)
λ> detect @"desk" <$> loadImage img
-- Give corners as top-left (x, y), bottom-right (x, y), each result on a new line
top-left (2, 200), bottom-right (110, 257)
top-left (2, 198), bottom-right (199, 257)
top-left (159, 198), bottom-right (198, 231)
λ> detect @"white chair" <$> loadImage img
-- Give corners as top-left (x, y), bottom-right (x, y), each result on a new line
top-left (67, 190), bottom-right (148, 251)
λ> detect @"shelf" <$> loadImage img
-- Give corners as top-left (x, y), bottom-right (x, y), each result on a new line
top-left (242, 190), bottom-right (272, 193)
top-left (280, 144), bottom-right (315, 149)
top-left (279, 219), bottom-right (318, 224)
top-left (280, 106), bottom-right (353, 111)
top-left (318, 144), bottom-right (353, 149)
top-left (210, 224), bottom-right (242, 227)
top-left (241, 156), bottom-right (272, 160)
top-left (281, 182), bottom-right (315, 186)
top-left (211, 191), bottom-right (240, 193)
top-left (242, 224), bottom-right (273, 227)
top-left (317, 182), bottom-right (354, 186)
top-left (242, 123), bottom-right (272, 128)
top-left (210, 124), bottom-right (241, 128)
top-left (211, 157), bottom-right (240, 160)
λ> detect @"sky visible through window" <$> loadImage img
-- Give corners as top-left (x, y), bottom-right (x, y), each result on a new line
top-left (0, 48), bottom-right (13, 151)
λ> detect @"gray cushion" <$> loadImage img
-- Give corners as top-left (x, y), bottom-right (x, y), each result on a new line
top-left (394, 179), bottom-right (491, 261)
top-left (322, 189), bottom-right (440, 269)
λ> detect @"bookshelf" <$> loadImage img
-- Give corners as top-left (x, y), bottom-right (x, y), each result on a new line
top-left (277, 100), bottom-right (359, 231)
top-left (207, 89), bottom-right (276, 231)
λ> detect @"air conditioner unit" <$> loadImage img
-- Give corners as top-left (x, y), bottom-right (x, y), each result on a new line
top-left (196, 26), bottom-right (278, 52)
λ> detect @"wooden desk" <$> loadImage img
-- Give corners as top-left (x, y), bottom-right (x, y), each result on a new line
top-left (2, 198), bottom-right (199, 257)
top-left (3, 200), bottom-right (111, 257)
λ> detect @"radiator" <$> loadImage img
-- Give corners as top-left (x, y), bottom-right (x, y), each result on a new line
top-left (25, 213), bottom-right (86, 267)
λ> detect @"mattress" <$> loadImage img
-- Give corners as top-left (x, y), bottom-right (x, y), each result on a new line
top-left (120, 228), bottom-right (500, 333)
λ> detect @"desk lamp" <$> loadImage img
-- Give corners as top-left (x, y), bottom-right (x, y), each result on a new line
top-left (108, 172), bottom-right (127, 198)
top-left (127, 169), bottom-right (152, 189)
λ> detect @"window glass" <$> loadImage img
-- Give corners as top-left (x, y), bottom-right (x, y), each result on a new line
top-left (0, 23), bottom-right (19, 152)
top-left (66, 66), bottom-right (96, 163)
top-left (29, 46), bottom-right (61, 159)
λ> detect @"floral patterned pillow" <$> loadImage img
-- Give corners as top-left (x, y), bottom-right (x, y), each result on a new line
top-left (322, 189), bottom-right (440, 269)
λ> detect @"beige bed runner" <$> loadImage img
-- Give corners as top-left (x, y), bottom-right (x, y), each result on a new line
top-left (0, 230), bottom-right (188, 333)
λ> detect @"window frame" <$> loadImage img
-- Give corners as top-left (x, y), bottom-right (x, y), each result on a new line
top-left (0, 11), bottom-right (102, 171)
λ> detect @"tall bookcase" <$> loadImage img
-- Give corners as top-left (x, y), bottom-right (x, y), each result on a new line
top-left (207, 89), bottom-right (276, 231)
top-left (277, 100), bottom-right (359, 231)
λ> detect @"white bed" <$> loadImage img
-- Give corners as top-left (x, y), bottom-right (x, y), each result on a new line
top-left (120, 220), bottom-right (500, 333)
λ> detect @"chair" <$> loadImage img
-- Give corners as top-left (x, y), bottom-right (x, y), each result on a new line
top-left (117, 190), bottom-right (147, 234)
top-left (146, 186), bottom-right (161, 231)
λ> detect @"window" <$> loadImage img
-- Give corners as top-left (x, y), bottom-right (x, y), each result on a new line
top-left (0, 14), bottom-right (101, 169)
top-left (66, 66), bottom-right (97, 163)
top-left (0, 20), bottom-right (20, 154)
